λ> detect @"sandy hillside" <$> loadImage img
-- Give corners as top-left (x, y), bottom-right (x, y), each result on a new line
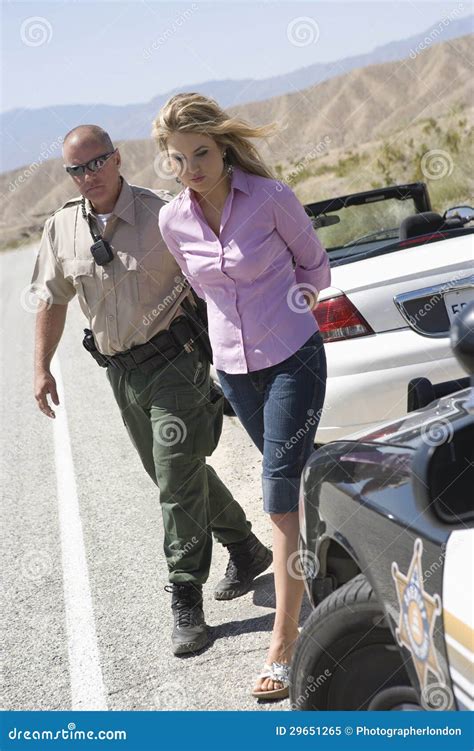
top-left (1, 34), bottom-right (472, 250)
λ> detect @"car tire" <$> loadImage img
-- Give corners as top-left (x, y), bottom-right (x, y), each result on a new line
top-left (367, 686), bottom-right (421, 711)
top-left (291, 574), bottom-right (413, 710)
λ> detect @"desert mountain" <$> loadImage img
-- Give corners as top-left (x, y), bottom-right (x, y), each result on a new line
top-left (1, 33), bottom-right (472, 249)
top-left (1, 14), bottom-right (472, 172)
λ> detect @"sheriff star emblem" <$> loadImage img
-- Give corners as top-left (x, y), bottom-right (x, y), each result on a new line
top-left (391, 538), bottom-right (444, 690)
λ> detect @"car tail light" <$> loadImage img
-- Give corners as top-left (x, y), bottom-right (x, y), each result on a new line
top-left (313, 294), bottom-right (374, 342)
top-left (399, 232), bottom-right (448, 247)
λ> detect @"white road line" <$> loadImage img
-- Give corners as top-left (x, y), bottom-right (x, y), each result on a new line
top-left (52, 355), bottom-right (107, 710)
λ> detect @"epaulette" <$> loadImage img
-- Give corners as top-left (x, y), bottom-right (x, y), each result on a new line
top-left (154, 188), bottom-right (176, 203)
top-left (134, 185), bottom-right (177, 204)
top-left (52, 196), bottom-right (83, 216)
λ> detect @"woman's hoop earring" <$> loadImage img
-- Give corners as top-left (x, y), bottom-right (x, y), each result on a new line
top-left (176, 177), bottom-right (181, 184)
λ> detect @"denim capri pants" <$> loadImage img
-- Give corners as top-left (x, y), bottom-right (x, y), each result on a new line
top-left (216, 330), bottom-right (327, 514)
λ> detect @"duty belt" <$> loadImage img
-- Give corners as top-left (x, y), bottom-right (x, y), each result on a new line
top-left (82, 315), bottom-right (196, 373)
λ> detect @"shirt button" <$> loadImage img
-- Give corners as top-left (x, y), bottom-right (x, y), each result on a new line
top-left (107, 315), bottom-right (114, 321)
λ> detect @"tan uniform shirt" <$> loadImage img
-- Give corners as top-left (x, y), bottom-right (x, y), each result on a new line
top-left (31, 178), bottom-right (193, 355)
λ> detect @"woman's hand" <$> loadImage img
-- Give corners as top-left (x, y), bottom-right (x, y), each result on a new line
top-left (303, 291), bottom-right (319, 310)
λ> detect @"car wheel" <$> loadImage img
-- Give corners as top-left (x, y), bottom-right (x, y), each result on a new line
top-left (291, 574), bottom-right (414, 710)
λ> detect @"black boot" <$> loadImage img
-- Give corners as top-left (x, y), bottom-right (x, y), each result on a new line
top-left (165, 582), bottom-right (209, 655)
top-left (214, 531), bottom-right (273, 601)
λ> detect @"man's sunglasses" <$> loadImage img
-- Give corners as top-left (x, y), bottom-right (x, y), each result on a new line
top-left (64, 150), bottom-right (117, 177)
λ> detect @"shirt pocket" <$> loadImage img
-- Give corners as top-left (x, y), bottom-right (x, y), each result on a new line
top-left (61, 259), bottom-right (97, 307)
top-left (115, 250), bottom-right (145, 305)
top-left (135, 251), bottom-right (164, 305)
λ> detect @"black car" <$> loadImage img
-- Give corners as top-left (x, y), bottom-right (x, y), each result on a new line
top-left (291, 304), bottom-right (474, 712)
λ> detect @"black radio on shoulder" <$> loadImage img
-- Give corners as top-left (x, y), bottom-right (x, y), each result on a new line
top-left (90, 238), bottom-right (114, 265)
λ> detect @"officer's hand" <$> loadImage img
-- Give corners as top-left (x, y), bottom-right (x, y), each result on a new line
top-left (35, 371), bottom-right (59, 418)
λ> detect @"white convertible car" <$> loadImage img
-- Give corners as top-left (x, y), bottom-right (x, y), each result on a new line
top-left (214, 182), bottom-right (474, 442)
top-left (306, 183), bottom-right (474, 442)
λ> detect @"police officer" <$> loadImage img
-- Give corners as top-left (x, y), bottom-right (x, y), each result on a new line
top-left (31, 125), bottom-right (272, 655)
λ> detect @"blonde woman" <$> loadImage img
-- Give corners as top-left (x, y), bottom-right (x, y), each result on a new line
top-left (153, 93), bottom-right (330, 700)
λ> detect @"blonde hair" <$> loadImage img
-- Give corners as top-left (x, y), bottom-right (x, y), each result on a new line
top-left (152, 92), bottom-right (276, 179)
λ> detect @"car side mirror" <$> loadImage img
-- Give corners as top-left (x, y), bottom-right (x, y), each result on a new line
top-left (451, 300), bottom-right (474, 413)
top-left (443, 205), bottom-right (474, 222)
top-left (451, 300), bottom-right (474, 376)
top-left (412, 302), bottom-right (474, 524)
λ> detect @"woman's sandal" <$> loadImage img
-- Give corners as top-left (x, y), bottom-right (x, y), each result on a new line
top-left (251, 662), bottom-right (290, 700)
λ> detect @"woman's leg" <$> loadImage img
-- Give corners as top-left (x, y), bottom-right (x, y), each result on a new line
top-left (254, 332), bottom-right (327, 693)
top-left (253, 510), bottom-right (304, 692)
top-left (218, 334), bottom-right (327, 695)
top-left (216, 369), bottom-right (265, 453)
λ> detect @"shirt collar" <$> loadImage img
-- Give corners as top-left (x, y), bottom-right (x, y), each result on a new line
top-left (230, 166), bottom-right (251, 195)
top-left (86, 177), bottom-right (136, 225)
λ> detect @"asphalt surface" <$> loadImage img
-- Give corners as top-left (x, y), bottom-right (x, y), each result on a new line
top-left (1, 244), bottom-right (310, 711)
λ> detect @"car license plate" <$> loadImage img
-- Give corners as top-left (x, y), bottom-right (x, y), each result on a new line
top-left (444, 287), bottom-right (474, 324)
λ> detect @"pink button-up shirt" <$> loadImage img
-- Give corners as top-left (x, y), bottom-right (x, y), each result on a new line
top-left (158, 167), bottom-right (331, 374)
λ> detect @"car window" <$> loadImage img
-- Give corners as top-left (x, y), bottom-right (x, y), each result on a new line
top-left (315, 197), bottom-right (419, 255)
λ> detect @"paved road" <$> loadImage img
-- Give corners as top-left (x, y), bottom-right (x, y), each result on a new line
top-left (1, 245), bottom-right (309, 711)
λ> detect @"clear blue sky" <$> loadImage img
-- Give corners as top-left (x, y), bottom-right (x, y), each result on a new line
top-left (1, 0), bottom-right (471, 111)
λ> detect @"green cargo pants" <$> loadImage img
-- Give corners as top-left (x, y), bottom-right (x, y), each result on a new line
top-left (106, 344), bottom-right (251, 584)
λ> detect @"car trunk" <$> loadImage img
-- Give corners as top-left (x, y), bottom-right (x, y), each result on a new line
top-left (321, 235), bottom-right (472, 334)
